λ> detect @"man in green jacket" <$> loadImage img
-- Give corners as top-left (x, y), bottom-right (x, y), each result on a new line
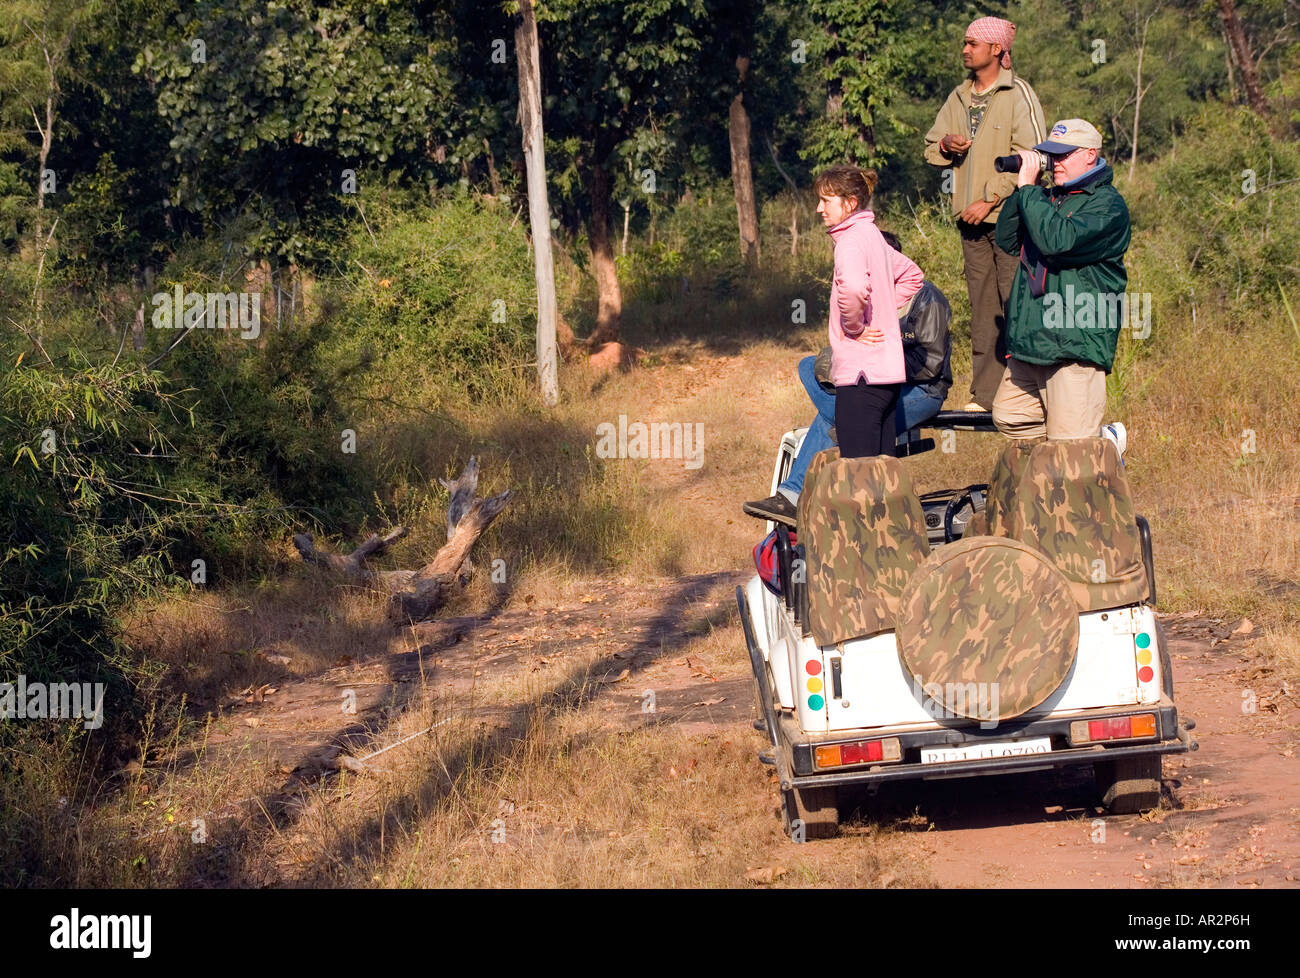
top-left (923, 16), bottom-right (1045, 412)
top-left (992, 118), bottom-right (1132, 441)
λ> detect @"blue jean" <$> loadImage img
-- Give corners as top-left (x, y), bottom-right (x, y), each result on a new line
top-left (895, 384), bottom-right (945, 433)
top-left (778, 355), bottom-right (944, 498)
top-left (779, 357), bottom-right (834, 498)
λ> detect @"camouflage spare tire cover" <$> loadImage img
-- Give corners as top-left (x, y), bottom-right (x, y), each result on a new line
top-left (896, 536), bottom-right (1079, 722)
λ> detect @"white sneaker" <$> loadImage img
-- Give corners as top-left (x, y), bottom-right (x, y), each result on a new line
top-left (1100, 422), bottom-right (1127, 464)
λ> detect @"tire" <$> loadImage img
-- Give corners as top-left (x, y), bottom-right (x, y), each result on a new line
top-left (1095, 754), bottom-right (1163, 814)
top-left (1157, 621), bottom-right (1174, 699)
top-left (782, 785), bottom-right (840, 840)
top-left (739, 586), bottom-right (778, 747)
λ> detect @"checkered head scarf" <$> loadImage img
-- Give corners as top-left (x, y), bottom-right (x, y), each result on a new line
top-left (967, 17), bottom-right (1016, 69)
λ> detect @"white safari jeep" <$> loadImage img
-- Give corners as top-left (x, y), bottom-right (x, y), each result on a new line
top-left (739, 412), bottom-right (1197, 839)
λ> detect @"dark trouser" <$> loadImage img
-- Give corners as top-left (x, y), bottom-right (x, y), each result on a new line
top-left (835, 379), bottom-right (900, 459)
top-left (959, 220), bottom-right (1019, 409)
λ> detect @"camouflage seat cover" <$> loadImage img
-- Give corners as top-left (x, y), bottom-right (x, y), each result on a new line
top-left (1013, 437), bottom-right (1148, 611)
top-left (802, 455), bottom-right (931, 647)
top-left (896, 535), bottom-right (1080, 722)
top-left (972, 437), bottom-right (1042, 538)
top-left (796, 446), bottom-right (840, 532)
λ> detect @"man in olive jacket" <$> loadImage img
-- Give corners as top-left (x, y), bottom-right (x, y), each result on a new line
top-left (923, 16), bottom-right (1045, 412)
top-left (992, 118), bottom-right (1132, 441)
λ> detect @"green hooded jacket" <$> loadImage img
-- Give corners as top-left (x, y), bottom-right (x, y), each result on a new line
top-left (994, 162), bottom-right (1131, 372)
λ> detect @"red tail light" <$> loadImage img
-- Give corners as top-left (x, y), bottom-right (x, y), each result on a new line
top-left (1073, 713), bottom-right (1154, 744)
top-left (815, 737), bottom-right (900, 768)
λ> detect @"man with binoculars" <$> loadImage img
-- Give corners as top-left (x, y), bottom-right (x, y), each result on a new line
top-left (924, 16), bottom-right (1045, 413)
top-left (990, 118), bottom-right (1132, 443)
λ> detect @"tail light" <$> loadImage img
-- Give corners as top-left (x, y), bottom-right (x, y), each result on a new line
top-left (1134, 629), bottom-right (1159, 701)
top-left (1070, 713), bottom-right (1157, 745)
top-left (815, 738), bottom-right (901, 769)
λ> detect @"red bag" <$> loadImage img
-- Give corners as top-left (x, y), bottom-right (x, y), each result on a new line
top-left (753, 528), bottom-right (797, 597)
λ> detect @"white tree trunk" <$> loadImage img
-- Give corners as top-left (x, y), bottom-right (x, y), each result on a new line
top-left (515, 0), bottom-right (559, 407)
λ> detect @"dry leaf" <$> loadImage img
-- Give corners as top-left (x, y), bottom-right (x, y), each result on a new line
top-left (692, 696), bottom-right (726, 707)
top-left (1233, 618), bottom-right (1255, 636)
top-left (744, 865), bottom-right (788, 884)
top-left (598, 668), bottom-right (630, 684)
top-left (244, 717), bottom-right (262, 728)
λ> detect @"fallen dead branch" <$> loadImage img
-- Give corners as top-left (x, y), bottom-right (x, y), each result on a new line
top-left (292, 456), bottom-right (512, 623)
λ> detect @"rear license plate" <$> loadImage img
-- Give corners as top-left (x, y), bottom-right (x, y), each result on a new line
top-left (921, 737), bottom-right (1051, 764)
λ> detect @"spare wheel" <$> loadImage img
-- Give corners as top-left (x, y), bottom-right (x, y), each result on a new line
top-left (896, 536), bottom-right (1080, 722)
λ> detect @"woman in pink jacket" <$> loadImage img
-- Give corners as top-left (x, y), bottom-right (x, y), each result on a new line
top-left (815, 165), bottom-right (908, 458)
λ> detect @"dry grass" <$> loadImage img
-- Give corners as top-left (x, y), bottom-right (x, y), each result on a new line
top-left (11, 204), bottom-right (1300, 889)
top-left (119, 575), bottom-right (402, 708)
top-left (38, 615), bottom-right (929, 889)
top-left (241, 653), bottom-right (928, 889)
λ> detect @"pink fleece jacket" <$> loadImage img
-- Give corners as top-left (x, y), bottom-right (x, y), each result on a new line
top-left (826, 209), bottom-right (909, 387)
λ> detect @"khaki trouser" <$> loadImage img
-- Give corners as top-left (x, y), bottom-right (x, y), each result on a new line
top-left (959, 221), bottom-right (1019, 408)
top-left (993, 357), bottom-right (1107, 441)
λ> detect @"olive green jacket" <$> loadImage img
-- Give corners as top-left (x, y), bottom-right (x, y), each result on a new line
top-left (994, 162), bottom-right (1132, 372)
top-left (923, 68), bottom-right (1046, 223)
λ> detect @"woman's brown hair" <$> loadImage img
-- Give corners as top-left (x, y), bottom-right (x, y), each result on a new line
top-left (813, 165), bottom-right (879, 210)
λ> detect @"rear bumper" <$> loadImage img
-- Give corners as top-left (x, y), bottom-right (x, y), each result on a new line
top-left (777, 706), bottom-right (1195, 789)
top-left (737, 585), bottom-right (1197, 793)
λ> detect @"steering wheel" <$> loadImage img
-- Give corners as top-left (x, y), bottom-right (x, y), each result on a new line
top-left (941, 485), bottom-right (987, 543)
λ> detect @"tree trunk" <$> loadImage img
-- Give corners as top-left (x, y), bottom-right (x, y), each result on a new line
top-left (393, 490), bottom-right (512, 622)
top-left (514, 0), bottom-right (559, 406)
top-left (1217, 0), bottom-right (1269, 116)
top-left (35, 93), bottom-right (53, 241)
top-left (483, 137), bottom-right (503, 196)
top-left (293, 458), bottom-right (512, 624)
top-left (1130, 31), bottom-right (1145, 182)
top-left (826, 83), bottom-right (843, 125)
top-left (586, 160), bottom-right (622, 346)
top-left (729, 55), bottom-right (760, 267)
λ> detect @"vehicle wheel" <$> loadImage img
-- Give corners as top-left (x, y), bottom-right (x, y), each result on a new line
top-left (782, 785), bottom-right (840, 840)
top-left (1157, 622), bottom-right (1174, 699)
top-left (1095, 754), bottom-right (1163, 814)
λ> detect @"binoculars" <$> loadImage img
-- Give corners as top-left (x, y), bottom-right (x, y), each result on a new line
top-left (993, 152), bottom-right (1042, 173)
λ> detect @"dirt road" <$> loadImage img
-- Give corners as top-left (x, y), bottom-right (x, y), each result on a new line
top-left (206, 571), bottom-right (1300, 888)
top-left (882, 615), bottom-right (1300, 888)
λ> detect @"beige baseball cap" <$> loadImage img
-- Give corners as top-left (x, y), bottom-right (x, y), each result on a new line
top-left (1034, 118), bottom-right (1103, 154)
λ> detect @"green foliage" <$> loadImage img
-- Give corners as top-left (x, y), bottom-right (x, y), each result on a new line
top-left (0, 329), bottom-right (199, 707)
top-left (1012, 0), bottom-right (1224, 168)
top-left (1127, 107), bottom-right (1300, 326)
top-left (536, 0), bottom-right (710, 230)
top-left (328, 192), bottom-right (535, 403)
top-left (134, 0), bottom-right (469, 262)
top-left (802, 0), bottom-right (920, 170)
